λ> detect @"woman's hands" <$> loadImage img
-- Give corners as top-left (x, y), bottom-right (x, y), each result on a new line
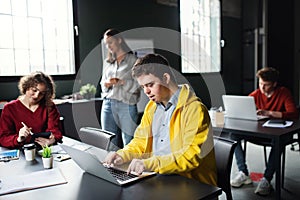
top-left (18, 122), bottom-right (56, 146)
top-left (17, 123), bottom-right (32, 142)
top-left (104, 78), bottom-right (125, 88)
top-left (35, 133), bottom-right (56, 147)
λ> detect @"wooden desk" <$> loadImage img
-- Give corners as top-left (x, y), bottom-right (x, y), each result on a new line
top-left (213, 118), bottom-right (300, 200)
top-left (0, 137), bottom-right (222, 200)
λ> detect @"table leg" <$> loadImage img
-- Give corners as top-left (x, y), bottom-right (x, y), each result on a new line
top-left (274, 137), bottom-right (281, 200)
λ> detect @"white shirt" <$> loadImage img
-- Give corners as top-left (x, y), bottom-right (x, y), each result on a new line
top-left (100, 53), bottom-right (140, 105)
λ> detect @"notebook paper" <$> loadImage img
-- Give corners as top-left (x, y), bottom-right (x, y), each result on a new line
top-left (0, 168), bottom-right (67, 195)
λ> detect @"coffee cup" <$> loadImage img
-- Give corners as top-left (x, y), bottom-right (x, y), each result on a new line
top-left (24, 143), bottom-right (36, 161)
top-left (215, 111), bottom-right (225, 125)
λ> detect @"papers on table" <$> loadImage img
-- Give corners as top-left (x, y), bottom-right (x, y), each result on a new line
top-left (37, 145), bottom-right (71, 162)
top-left (0, 168), bottom-right (67, 195)
top-left (262, 120), bottom-right (293, 128)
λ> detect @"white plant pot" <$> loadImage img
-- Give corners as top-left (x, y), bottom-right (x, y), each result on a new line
top-left (42, 156), bottom-right (53, 169)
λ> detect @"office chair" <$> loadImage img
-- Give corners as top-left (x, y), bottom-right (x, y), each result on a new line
top-left (213, 136), bottom-right (237, 200)
top-left (290, 135), bottom-right (300, 151)
top-left (59, 116), bottom-right (65, 135)
top-left (291, 106), bottom-right (300, 152)
top-left (79, 127), bottom-right (115, 150)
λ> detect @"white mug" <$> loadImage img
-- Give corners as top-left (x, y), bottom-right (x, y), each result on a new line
top-left (24, 143), bottom-right (36, 161)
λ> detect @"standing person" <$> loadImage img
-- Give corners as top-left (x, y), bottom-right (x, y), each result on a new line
top-left (104, 54), bottom-right (217, 186)
top-left (0, 71), bottom-right (63, 149)
top-left (100, 28), bottom-right (140, 149)
top-left (230, 67), bottom-right (299, 195)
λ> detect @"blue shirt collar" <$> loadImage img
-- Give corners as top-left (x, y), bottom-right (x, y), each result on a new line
top-left (157, 86), bottom-right (181, 111)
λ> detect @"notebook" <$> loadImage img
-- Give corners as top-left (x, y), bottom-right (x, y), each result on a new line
top-left (222, 95), bottom-right (269, 121)
top-left (0, 168), bottom-right (67, 195)
top-left (60, 145), bottom-right (156, 186)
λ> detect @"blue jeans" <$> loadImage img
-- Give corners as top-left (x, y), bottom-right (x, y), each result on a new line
top-left (101, 99), bottom-right (138, 149)
top-left (230, 134), bottom-right (276, 182)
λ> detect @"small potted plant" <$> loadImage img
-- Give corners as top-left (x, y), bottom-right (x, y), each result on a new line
top-left (42, 145), bottom-right (53, 169)
top-left (79, 83), bottom-right (96, 99)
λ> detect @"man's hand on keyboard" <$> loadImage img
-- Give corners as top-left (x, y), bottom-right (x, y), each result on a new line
top-left (104, 151), bottom-right (124, 166)
top-left (127, 159), bottom-right (145, 175)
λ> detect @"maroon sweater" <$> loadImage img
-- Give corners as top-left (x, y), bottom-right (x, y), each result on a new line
top-left (249, 86), bottom-right (299, 119)
top-left (0, 100), bottom-right (63, 148)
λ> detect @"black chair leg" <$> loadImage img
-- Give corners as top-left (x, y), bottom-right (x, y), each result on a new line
top-left (244, 139), bottom-right (289, 189)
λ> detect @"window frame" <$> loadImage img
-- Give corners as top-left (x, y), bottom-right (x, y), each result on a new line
top-left (179, 0), bottom-right (222, 74)
top-left (0, 0), bottom-right (79, 82)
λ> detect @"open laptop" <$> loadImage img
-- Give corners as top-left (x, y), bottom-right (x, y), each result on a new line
top-left (222, 95), bottom-right (269, 121)
top-left (60, 145), bottom-right (156, 186)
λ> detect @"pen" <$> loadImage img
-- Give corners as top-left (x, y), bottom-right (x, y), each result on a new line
top-left (21, 122), bottom-right (34, 135)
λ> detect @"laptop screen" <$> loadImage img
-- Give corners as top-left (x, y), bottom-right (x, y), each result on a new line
top-left (222, 95), bottom-right (261, 121)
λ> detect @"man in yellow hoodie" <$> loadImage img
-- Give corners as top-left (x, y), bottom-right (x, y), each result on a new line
top-left (104, 53), bottom-right (217, 186)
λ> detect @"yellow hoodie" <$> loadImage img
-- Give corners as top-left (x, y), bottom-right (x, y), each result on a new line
top-left (117, 84), bottom-right (217, 186)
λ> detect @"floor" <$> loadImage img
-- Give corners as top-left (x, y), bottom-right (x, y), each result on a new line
top-left (219, 141), bottom-right (300, 200)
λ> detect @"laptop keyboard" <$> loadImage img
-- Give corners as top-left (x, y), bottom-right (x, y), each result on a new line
top-left (105, 167), bottom-right (138, 181)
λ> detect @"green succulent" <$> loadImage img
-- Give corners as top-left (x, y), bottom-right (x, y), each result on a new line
top-left (42, 145), bottom-right (52, 158)
top-left (79, 83), bottom-right (96, 99)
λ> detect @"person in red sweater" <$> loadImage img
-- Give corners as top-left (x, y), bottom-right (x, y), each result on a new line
top-left (0, 71), bottom-right (63, 149)
top-left (230, 67), bottom-right (299, 196)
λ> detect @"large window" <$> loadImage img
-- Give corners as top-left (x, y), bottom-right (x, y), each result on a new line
top-left (180, 0), bottom-right (221, 73)
top-left (0, 0), bottom-right (75, 76)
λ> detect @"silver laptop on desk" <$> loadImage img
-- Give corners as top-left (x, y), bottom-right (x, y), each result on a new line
top-left (222, 95), bottom-right (269, 121)
top-left (60, 145), bottom-right (156, 186)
